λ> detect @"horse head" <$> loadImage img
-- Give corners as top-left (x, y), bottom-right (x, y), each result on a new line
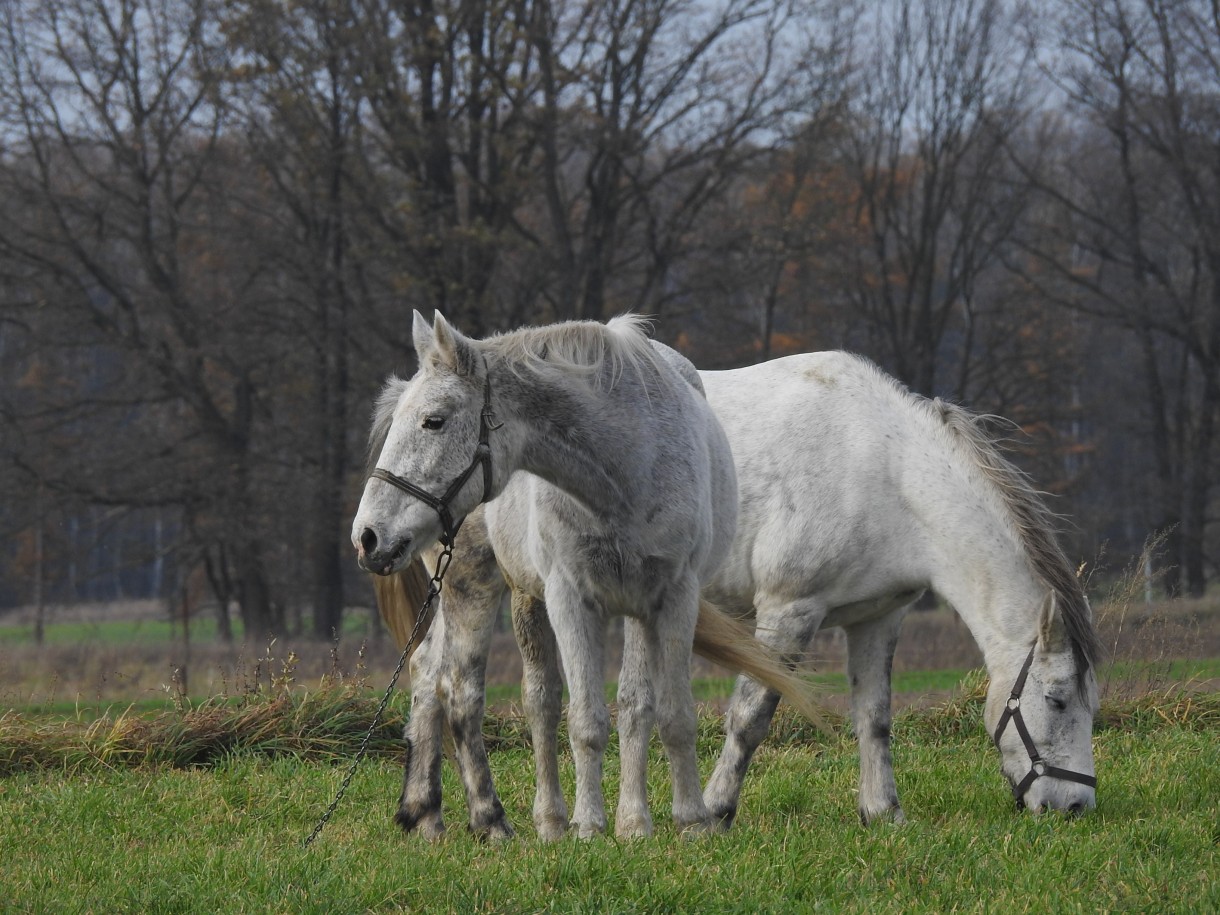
top-left (352, 311), bottom-right (502, 576)
top-left (984, 592), bottom-right (1098, 815)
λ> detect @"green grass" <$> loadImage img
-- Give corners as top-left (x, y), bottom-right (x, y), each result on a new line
top-left (485, 660), bottom-right (1220, 712)
top-left (0, 683), bottom-right (1216, 913)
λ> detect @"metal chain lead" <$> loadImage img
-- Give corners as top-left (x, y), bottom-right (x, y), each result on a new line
top-left (304, 544), bottom-right (454, 848)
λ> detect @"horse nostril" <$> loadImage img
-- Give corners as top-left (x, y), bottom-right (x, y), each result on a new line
top-left (360, 527), bottom-right (379, 555)
top-left (1067, 801), bottom-right (1085, 817)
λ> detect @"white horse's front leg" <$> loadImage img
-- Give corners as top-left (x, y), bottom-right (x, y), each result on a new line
top-left (395, 618), bottom-right (447, 839)
top-left (548, 582), bottom-right (610, 838)
top-left (845, 608), bottom-right (909, 825)
top-left (646, 581), bottom-right (709, 834)
top-left (510, 588), bottom-right (569, 840)
top-left (615, 619), bottom-right (655, 838)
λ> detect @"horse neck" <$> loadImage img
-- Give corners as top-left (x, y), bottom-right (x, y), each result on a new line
top-left (921, 489), bottom-right (1049, 678)
top-left (490, 359), bottom-right (643, 516)
top-left (935, 555), bottom-right (1046, 679)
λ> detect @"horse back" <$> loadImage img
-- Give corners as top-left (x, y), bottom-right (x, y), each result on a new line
top-left (700, 352), bottom-right (951, 612)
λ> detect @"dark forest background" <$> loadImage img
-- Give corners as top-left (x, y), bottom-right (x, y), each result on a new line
top-left (2, 0), bottom-right (1218, 641)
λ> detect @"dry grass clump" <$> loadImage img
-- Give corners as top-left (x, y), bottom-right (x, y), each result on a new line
top-left (1096, 683), bottom-right (1220, 732)
top-left (0, 658), bottom-right (411, 776)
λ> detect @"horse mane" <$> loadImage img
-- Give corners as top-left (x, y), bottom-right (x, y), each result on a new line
top-left (366, 316), bottom-right (669, 474)
top-left (365, 375), bottom-right (409, 480)
top-left (926, 394), bottom-right (1103, 684)
top-left (483, 314), bottom-right (671, 393)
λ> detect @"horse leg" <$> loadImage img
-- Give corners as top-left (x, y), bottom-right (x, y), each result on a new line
top-left (395, 615), bottom-right (447, 839)
top-left (436, 577), bottom-right (513, 841)
top-left (510, 587), bottom-right (569, 841)
top-left (646, 582), bottom-right (709, 834)
top-left (844, 607), bottom-right (909, 825)
top-left (547, 582), bottom-right (610, 838)
top-left (703, 596), bottom-right (825, 829)
top-left (615, 618), bottom-right (656, 838)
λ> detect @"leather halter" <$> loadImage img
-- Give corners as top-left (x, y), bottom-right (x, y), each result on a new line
top-left (992, 642), bottom-right (1097, 809)
top-left (368, 365), bottom-right (502, 548)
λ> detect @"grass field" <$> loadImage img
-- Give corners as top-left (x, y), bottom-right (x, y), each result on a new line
top-left (1, 597), bottom-right (1218, 912)
top-left (0, 684), bottom-right (1216, 914)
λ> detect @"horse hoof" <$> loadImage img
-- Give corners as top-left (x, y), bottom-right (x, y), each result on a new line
top-left (706, 815), bottom-right (732, 834)
top-left (574, 821), bottom-right (607, 840)
top-left (675, 816), bottom-right (715, 839)
top-left (860, 805), bottom-right (906, 827)
top-left (471, 819), bottom-right (515, 843)
top-left (395, 807), bottom-right (446, 840)
top-left (534, 817), bottom-right (569, 842)
top-left (614, 813), bottom-right (653, 839)
top-left (707, 804), bottom-right (737, 831)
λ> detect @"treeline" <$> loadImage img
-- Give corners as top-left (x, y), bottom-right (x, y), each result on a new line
top-left (1, 0), bottom-right (1217, 639)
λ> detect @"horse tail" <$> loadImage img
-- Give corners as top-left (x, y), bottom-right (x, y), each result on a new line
top-left (375, 559), bottom-right (435, 653)
top-left (694, 599), bottom-right (828, 731)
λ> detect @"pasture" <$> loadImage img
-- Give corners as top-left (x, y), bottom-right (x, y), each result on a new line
top-left (0, 681), bottom-right (1217, 913)
top-left (1, 594), bottom-right (1217, 912)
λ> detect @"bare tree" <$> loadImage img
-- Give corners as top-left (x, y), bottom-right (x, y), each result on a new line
top-left (836, 0), bottom-right (1036, 397)
top-left (527, 0), bottom-right (848, 322)
top-left (0, 0), bottom-right (285, 636)
top-left (223, 0), bottom-right (375, 639)
top-left (1014, 0), bottom-right (1220, 594)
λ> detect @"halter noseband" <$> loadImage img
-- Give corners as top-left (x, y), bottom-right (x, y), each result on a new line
top-left (992, 642), bottom-right (1096, 809)
top-left (369, 364), bottom-right (502, 548)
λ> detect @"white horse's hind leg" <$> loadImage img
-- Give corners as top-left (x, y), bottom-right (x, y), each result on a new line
top-left (646, 583), bottom-right (710, 834)
top-left (510, 588), bottom-right (569, 841)
top-left (703, 597), bottom-right (825, 828)
top-left (615, 619), bottom-right (656, 838)
top-left (547, 582), bottom-right (611, 838)
top-left (395, 621), bottom-right (447, 839)
top-left (845, 607), bottom-right (909, 825)
top-left (702, 673), bottom-right (780, 829)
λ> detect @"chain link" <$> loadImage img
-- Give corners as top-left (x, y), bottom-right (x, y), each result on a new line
top-left (303, 546), bottom-right (453, 848)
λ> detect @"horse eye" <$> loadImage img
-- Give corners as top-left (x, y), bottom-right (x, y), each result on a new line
top-left (1045, 695), bottom-right (1067, 712)
top-left (422, 415), bottom-right (446, 431)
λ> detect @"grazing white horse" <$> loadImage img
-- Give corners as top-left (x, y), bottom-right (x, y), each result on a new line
top-left (354, 312), bottom-right (818, 839)
top-left (378, 350), bottom-right (1102, 837)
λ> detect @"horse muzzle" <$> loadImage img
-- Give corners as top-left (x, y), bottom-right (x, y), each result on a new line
top-left (1017, 776), bottom-right (1096, 816)
top-left (355, 526), bottom-right (413, 576)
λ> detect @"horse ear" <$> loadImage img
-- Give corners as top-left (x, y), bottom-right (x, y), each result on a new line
top-left (412, 310), bottom-right (434, 365)
top-left (1037, 592), bottom-right (1067, 653)
top-left (431, 312), bottom-right (479, 376)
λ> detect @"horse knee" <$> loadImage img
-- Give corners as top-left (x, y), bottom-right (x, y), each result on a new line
top-left (568, 703), bottom-right (610, 754)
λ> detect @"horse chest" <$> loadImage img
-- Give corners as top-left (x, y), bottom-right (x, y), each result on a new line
top-left (487, 483), bottom-right (681, 619)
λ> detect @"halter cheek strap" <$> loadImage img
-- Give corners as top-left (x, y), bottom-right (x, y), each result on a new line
top-left (369, 364), bottom-right (502, 548)
top-left (992, 643), bottom-right (1097, 808)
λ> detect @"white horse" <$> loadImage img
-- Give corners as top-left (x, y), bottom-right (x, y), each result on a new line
top-left (378, 350), bottom-right (1102, 837)
top-left (353, 312), bottom-right (819, 839)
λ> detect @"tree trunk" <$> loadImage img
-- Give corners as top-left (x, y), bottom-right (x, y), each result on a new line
top-left (1182, 362), bottom-right (1220, 596)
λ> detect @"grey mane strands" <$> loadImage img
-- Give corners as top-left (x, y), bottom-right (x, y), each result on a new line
top-left (855, 354), bottom-right (1101, 685)
top-left (933, 398), bottom-right (1103, 683)
top-left (366, 316), bottom-right (667, 480)
top-left (365, 376), bottom-right (409, 479)
top-left (486, 314), bottom-right (668, 394)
